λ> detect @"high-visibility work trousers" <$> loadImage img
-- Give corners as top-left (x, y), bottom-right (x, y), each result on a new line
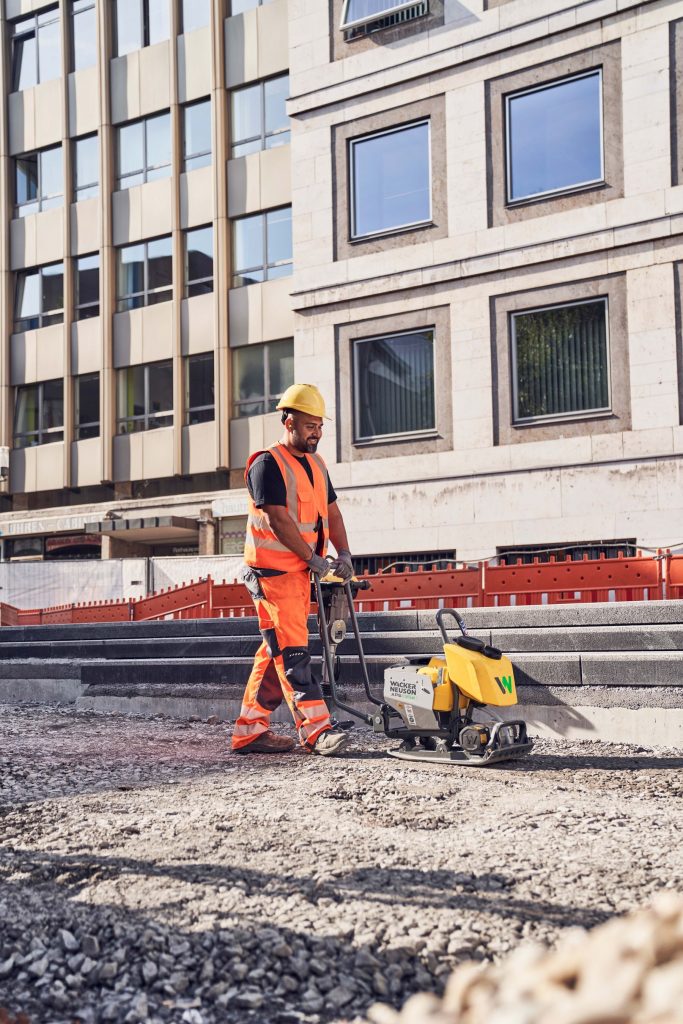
top-left (231, 569), bottom-right (332, 751)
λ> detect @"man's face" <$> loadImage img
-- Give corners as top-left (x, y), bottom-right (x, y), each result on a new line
top-left (288, 411), bottom-right (323, 454)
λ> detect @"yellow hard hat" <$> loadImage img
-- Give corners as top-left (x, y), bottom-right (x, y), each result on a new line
top-left (276, 384), bottom-right (329, 419)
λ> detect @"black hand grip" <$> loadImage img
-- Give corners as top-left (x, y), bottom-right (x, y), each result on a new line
top-left (435, 607), bottom-right (467, 644)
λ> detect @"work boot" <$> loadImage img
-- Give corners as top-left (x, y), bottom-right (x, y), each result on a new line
top-left (311, 728), bottom-right (349, 757)
top-left (234, 730), bottom-right (295, 754)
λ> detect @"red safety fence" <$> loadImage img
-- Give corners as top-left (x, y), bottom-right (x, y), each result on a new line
top-left (0, 550), bottom-right (680, 626)
top-left (483, 552), bottom-right (664, 606)
top-left (664, 552), bottom-right (683, 600)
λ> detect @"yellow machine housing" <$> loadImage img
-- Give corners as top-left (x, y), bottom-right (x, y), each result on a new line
top-left (418, 646), bottom-right (518, 708)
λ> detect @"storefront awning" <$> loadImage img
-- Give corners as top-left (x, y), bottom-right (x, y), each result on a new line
top-left (84, 515), bottom-right (199, 544)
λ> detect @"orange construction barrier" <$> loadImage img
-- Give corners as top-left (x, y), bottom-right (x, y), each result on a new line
top-left (484, 552), bottom-right (663, 606)
top-left (664, 551), bottom-right (683, 599)
top-left (354, 564), bottom-right (483, 612)
top-left (0, 552), bottom-right (674, 626)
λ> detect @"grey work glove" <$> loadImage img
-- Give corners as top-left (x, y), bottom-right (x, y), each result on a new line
top-left (306, 552), bottom-right (329, 575)
top-left (328, 549), bottom-right (354, 582)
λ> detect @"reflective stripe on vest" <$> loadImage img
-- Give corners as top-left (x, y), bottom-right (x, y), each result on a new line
top-left (244, 443), bottom-right (330, 572)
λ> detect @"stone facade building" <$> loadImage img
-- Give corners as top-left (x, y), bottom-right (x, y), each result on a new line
top-left (0, 0), bottom-right (680, 568)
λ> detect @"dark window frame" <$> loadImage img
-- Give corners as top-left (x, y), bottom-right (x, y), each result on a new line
top-left (232, 338), bottom-right (294, 418)
top-left (351, 328), bottom-right (437, 444)
top-left (13, 379), bottom-right (64, 449)
top-left (504, 68), bottom-right (605, 207)
top-left (14, 144), bottom-right (63, 217)
top-left (340, 0), bottom-right (422, 31)
top-left (185, 353), bottom-right (215, 424)
top-left (116, 111), bottom-right (172, 190)
top-left (10, 6), bottom-right (61, 92)
top-left (14, 263), bottom-right (65, 333)
top-left (73, 133), bottom-right (99, 201)
top-left (70, 0), bottom-right (97, 72)
top-left (232, 206), bottom-right (292, 288)
top-left (184, 225), bottom-right (214, 297)
top-left (349, 118), bottom-right (432, 241)
top-left (182, 98), bottom-right (212, 171)
top-left (116, 360), bottom-right (174, 434)
top-left (74, 372), bottom-right (100, 439)
top-left (74, 252), bottom-right (100, 321)
top-left (509, 297), bottom-right (611, 426)
top-left (116, 236), bottom-right (173, 312)
top-left (230, 74), bottom-right (290, 157)
top-left (113, 0), bottom-right (170, 57)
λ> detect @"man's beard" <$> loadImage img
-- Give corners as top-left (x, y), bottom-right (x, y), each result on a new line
top-left (293, 434), bottom-right (318, 454)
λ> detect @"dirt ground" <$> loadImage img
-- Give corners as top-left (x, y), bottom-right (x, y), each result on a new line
top-left (0, 703), bottom-right (681, 1024)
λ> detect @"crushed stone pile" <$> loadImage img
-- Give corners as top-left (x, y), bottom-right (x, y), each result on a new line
top-left (367, 891), bottom-right (683, 1024)
top-left (1, 704), bottom-right (682, 1023)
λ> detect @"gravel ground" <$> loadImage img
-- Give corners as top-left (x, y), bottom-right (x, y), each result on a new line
top-left (0, 703), bottom-right (681, 1024)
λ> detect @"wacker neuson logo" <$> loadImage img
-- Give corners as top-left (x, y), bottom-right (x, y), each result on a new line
top-left (388, 680), bottom-right (418, 701)
top-left (495, 675), bottom-right (513, 695)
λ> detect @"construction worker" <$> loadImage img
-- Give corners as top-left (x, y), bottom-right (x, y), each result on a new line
top-left (231, 384), bottom-right (353, 757)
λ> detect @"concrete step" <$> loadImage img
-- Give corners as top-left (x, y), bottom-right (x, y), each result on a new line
top-left (0, 648), bottom-right (661, 692)
top-left (0, 621), bottom-right (681, 661)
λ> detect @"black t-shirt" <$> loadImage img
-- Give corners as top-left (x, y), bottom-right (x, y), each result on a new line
top-left (247, 451), bottom-right (337, 509)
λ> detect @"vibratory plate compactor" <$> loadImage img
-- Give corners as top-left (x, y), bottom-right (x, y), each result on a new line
top-left (314, 570), bottom-right (533, 766)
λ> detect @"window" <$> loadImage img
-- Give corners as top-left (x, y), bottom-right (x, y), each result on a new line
top-left (511, 299), bottom-right (610, 423)
top-left (497, 540), bottom-right (637, 566)
top-left (117, 360), bottom-right (174, 433)
top-left (232, 339), bottom-right (294, 417)
top-left (14, 264), bottom-right (64, 333)
top-left (114, 0), bottom-right (170, 57)
top-left (231, 75), bottom-right (289, 157)
top-left (186, 353), bottom-right (215, 424)
top-left (117, 112), bottom-right (171, 189)
top-left (71, 0), bottom-right (96, 71)
top-left (353, 330), bottom-right (435, 442)
top-left (11, 7), bottom-right (61, 92)
top-left (13, 380), bottom-right (64, 448)
top-left (183, 99), bottom-right (212, 171)
top-left (350, 120), bottom-right (431, 239)
top-left (354, 549), bottom-right (456, 575)
top-left (340, 0), bottom-right (426, 32)
top-left (15, 146), bottom-right (62, 217)
top-left (182, 0), bottom-right (210, 32)
top-left (506, 70), bottom-right (603, 204)
top-left (75, 373), bottom-right (99, 439)
top-left (233, 207), bottom-right (292, 287)
top-left (116, 237), bottom-right (172, 311)
top-left (75, 253), bottom-right (100, 320)
top-left (185, 226), bottom-right (213, 296)
top-left (231, 0), bottom-right (274, 14)
top-left (74, 134), bottom-right (99, 201)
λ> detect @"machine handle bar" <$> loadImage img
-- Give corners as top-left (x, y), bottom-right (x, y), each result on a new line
top-left (435, 607), bottom-right (468, 645)
top-left (313, 573), bottom-right (376, 725)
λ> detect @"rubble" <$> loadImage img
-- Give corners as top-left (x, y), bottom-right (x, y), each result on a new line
top-left (367, 892), bottom-right (683, 1024)
top-left (0, 703), bottom-right (681, 1023)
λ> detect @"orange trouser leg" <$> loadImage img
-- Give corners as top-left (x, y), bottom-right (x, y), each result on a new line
top-left (231, 569), bottom-right (332, 750)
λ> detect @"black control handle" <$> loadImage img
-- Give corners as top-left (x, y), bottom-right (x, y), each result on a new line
top-left (435, 607), bottom-right (467, 645)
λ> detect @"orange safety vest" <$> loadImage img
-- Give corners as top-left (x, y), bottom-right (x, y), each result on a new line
top-left (244, 443), bottom-right (330, 572)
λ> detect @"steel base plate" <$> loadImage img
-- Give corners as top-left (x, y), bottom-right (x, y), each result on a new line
top-left (387, 742), bottom-right (533, 766)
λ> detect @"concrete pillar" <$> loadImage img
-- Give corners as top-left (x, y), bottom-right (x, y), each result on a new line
top-left (198, 507), bottom-right (217, 554)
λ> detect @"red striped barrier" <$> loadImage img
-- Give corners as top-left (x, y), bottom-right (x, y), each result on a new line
top-left (0, 550), bottom-right (678, 625)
